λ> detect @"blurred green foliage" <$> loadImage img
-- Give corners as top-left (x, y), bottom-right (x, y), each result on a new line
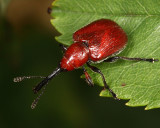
top-left (0, 1), bottom-right (160, 128)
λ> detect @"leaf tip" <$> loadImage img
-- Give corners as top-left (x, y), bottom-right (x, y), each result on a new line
top-left (99, 89), bottom-right (106, 96)
top-left (144, 107), bottom-right (149, 110)
top-left (99, 92), bottom-right (103, 97)
top-left (125, 102), bottom-right (129, 106)
top-left (52, 0), bottom-right (58, 6)
top-left (50, 19), bottom-right (54, 25)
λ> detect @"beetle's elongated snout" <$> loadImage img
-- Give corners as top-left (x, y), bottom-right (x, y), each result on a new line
top-left (33, 67), bottom-right (63, 94)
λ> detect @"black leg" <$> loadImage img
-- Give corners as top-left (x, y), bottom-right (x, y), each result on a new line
top-left (59, 44), bottom-right (68, 53)
top-left (86, 63), bottom-right (119, 100)
top-left (82, 66), bottom-right (94, 87)
top-left (104, 56), bottom-right (159, 63)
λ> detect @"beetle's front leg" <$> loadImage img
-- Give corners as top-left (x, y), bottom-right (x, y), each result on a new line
top-left (82, 66), bottom-right (94, 87)
top-left (59, 44), bottom-right (68, 53)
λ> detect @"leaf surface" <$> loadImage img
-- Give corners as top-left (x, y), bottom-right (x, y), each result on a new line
top-left (51, 0), bottom-right (160, 110)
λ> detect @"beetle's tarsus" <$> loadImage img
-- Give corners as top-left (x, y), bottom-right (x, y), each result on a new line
top-left (152, 58), bottom-right (159, 63)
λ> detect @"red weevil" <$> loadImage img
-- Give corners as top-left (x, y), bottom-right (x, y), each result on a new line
top-left (14, 19), bottom-right (158, 109)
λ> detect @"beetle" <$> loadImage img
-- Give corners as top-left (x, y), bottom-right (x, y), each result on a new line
top-left (14, 19), bottom-right (158, 109)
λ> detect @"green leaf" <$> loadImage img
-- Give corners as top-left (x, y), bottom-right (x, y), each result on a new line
top-left (50, 0), bottom-right (160, 110)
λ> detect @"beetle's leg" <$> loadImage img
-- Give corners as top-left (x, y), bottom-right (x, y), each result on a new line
top-left (82, 66), bottom-right (94, 87)
top-left (104, 56), bottom-right (159, 63)
top-left (47, 7), bottom-right (52, 14)
top-left (86, 63), bottom-right (119, 100)
top-left (59, 44), bottom-right (68, 53)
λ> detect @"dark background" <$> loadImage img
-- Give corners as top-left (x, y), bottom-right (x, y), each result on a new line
top-left (1, 0), bottom-right (160, 128)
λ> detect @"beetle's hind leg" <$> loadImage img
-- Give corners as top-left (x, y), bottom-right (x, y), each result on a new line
top-left (86, 63), bottom-right (119, 100)
top-left (104, 56), bottom-right (159, 63)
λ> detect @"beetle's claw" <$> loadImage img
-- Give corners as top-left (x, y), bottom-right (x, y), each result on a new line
top-left (152, 58), bottom-right (159, 63)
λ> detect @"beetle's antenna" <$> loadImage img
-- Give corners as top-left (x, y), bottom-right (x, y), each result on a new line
top-left (13, 76), bottom-right (46, 82)
top-left (31, 84), bottom-right (47, 109)
top-left (14, 67), bottom-right (65, 109)
top-left (30, 67), bottom-right (63, 108)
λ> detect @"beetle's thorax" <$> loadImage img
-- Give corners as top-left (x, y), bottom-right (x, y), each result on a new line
top-left (60, 42), bottom-right (89, 71)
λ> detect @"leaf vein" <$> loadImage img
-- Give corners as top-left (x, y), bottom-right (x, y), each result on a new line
top-left (136, 0), bottom-right (150, 16)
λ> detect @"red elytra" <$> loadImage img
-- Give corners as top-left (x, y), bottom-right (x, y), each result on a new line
top-left (14, 19), bottom-right (158, 109)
